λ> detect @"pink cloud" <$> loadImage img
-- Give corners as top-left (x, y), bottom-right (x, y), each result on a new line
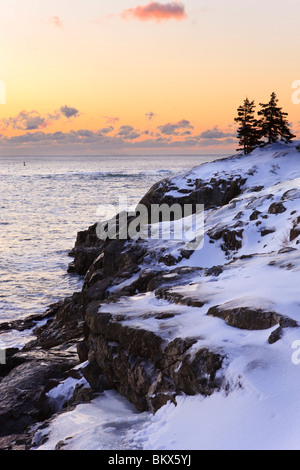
top-left (49, 16), bottom-right (63, 29)
top-left (121, 1), bottom-right (187, 22)
top-left (104, 116), bottom-right (120, 125)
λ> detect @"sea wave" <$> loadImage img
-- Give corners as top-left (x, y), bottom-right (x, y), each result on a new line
top-left (34, 169), bottom-right (173, 180)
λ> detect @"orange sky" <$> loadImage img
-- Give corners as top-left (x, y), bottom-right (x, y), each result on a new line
top-left (0, 0), bottom-right (299, 155)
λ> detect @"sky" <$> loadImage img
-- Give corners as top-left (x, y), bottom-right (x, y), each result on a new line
top-left (0, 0), bottom-right (299, 155)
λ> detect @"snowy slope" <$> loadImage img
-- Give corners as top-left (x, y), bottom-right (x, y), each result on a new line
top-left (33, 143), bottom-right (300, 450)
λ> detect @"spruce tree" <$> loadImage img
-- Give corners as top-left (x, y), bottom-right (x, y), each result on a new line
top-left (258, 92), bottom-right (295, 145)
top-left (235, 98), bottom-right (261, 154)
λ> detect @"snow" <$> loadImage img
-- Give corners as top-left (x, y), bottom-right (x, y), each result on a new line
top-left (33, 328), bottom-right (300, 450)
top-left (46, 375), bottom-right (90, 413)
top-left (32, 390), bottom-right (150, 451)
top-left (32, 144), bottom-right (300, 450)
top-left (129, 328), bottom-right (300, 450)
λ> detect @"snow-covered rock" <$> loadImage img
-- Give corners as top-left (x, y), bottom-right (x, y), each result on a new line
top-left (46, 142), bottom-right (300, 450)
top-left (8, 142), bottom-right (300, 450)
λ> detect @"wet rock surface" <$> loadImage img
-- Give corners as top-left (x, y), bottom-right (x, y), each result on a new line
top-left (0, 348), bottom-right (79, 439)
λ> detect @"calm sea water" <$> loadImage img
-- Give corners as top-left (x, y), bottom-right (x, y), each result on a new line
top-left (0, 154), bottom-right (226, 346)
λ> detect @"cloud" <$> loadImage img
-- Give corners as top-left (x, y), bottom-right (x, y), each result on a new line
top-left (0, 129), bottom-right (129, 149)
top-left (1, 111), bottom-right (47, 131)
top-left (158, 119), bottom-right (193, 135)
top-left (99, 126), bottom-right (114, 134)
top-left (0, 109), bottom-right (238, 154)
top-left (49, 16), bottom-right (63, 29)
top-left (199, 126), bottom-right (236, 139)
top-left (121, 1), bottom-right (187, 22)
top-left (197, 137), bottom-right (237, 146)
top-left (59, 105), bottom-right (80, 119)
top-left (117, 125), bottom-right (141, 140)
top-left (117, 125), bottom-right (135, 135)
top-left (181, 130), bottom-right (192, 135)
top-left (25, 115), bottom-right (46, 130)
top-left (0, 106), bottom-right (80, 132)
top-left (145, 111), bottom-right (156, 121)
top-left (0, 128), bottom-right (237, 154)
top-left (104, 116), bottom-right (120, 125)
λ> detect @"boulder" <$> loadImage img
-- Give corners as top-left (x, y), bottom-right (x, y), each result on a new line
top-left (268, 316), bottom-right (298, 344)
top-left (268, 202), bottom-right (286, 214)
top-left (290, 227), bottom-right (300, 242)
top-left (207, 305), bottom-right (281, 330)
top-left (221, 229), bottom-right (243, 253)
top-left (249, 210), bottom-right (261, 221)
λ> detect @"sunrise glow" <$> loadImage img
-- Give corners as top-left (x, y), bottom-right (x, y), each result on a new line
top-left (0, 0), bottom-right (299, 155)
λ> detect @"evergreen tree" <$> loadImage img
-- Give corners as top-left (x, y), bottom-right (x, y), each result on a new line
top-left (234, 98), bottom-right (261, 154)
top-left (258, 92), bottom-right (295, 144)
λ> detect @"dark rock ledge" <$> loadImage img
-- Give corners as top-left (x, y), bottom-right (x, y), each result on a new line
top-left (81, 302), bottom-right (224, 413)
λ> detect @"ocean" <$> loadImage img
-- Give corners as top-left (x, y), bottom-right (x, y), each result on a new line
top-left (0, 154), bottom-right (226, 348)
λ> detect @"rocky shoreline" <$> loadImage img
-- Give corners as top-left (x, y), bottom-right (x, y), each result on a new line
top-left (1, 144), bottom-right (300, 450)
